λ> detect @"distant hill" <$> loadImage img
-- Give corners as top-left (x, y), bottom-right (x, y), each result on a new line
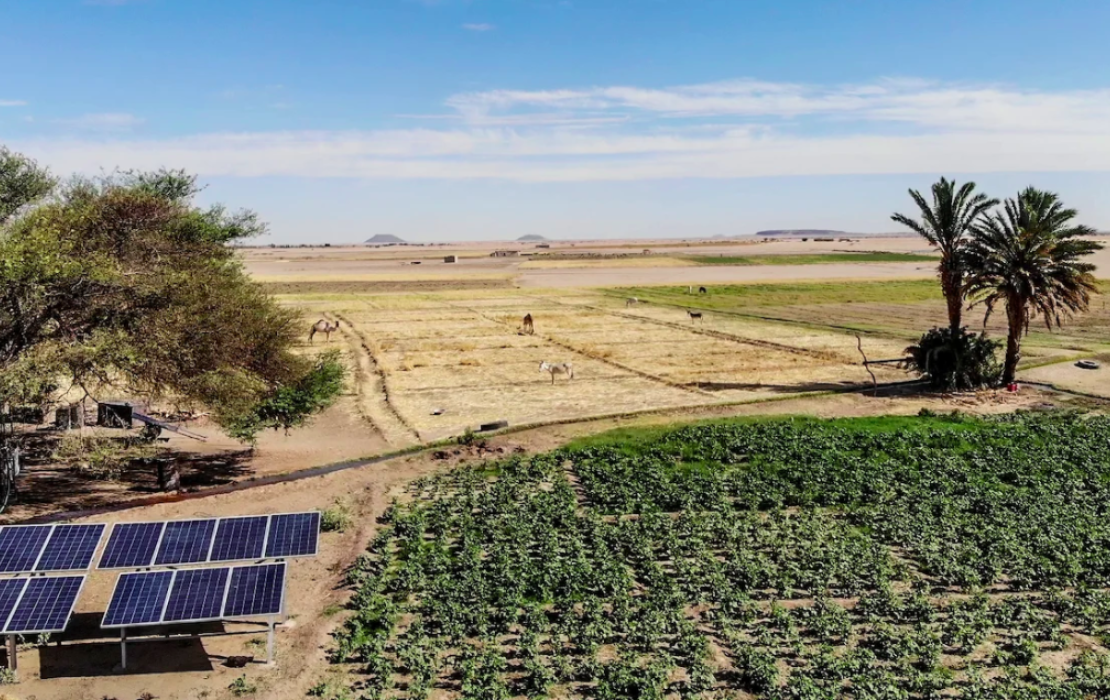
top-left (757, 229), bottom-right (847, 237)
top-left (365, 234), bottom-right (406, 244)
top-left (517, 234), bottom-right (548, 241)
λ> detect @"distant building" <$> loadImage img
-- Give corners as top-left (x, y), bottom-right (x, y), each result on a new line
top-left (490, 250), bottom-right (519, 257)
top-left (444, 255), bottom-right (458, 263)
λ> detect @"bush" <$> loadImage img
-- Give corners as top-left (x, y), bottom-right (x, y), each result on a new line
top-left (321, 500), bottom-right (353, 533)
top-left (228, 675), bottom-right (257, 696)
top-left (52, 435), bottom-right (164, 480)
top-left (903, 327), bottom-right (1002, 391)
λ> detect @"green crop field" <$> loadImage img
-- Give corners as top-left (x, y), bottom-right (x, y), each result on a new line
top-left (329, 412), bottom-right (1110, 699)
top-left (688, 252), bottom-right (938, 266)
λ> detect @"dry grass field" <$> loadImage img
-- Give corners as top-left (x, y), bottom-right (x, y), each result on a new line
top-left (253, 238), bottom-right (1110, 447)
top-left (283, 285), bottom-right (911, 444)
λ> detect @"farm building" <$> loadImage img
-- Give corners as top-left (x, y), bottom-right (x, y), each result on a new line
top-left (443, 255), bottom-right (457, 263)
top-left (490, 250), bottom-right (519, 257)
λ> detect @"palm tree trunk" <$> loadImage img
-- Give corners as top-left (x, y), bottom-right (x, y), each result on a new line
top-left (1002, 298), bottom-right (1024, 385)
top-left (940, 262), bottom-right (963, 334)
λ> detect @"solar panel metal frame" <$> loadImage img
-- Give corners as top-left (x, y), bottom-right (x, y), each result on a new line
top-left (1, 575), bottom-right (87, 635)
top-left (100, 562), bottom-right (287, 629)
top-left (98, 520), bottom-right (168, 570)
top-left (263, 512), bottom-right (321, 560)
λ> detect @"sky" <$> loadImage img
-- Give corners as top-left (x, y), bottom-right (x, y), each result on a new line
top-left (2, 0), bottom-right (1110, 243)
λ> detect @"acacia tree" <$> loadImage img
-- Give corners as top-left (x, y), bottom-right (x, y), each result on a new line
top-left (964, 187), bottom-right (1103, 385)
top-left (891, 178), bottom-right (997, 334)
top-left (0, 148), bottom-right (343, 441)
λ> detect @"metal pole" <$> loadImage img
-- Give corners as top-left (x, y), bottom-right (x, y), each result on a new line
top-left (267, 621), bottom-right (275, 664)
top-left (6, 634), bottom-right (16, 673)
top-left (120, 628), bottom-right (127, 670)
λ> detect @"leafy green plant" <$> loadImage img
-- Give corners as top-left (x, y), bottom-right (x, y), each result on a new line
top-left (321, 500), bottom-right (352, 533)
top-left (227, 675), bottom-right (256, 696)
top-left (903, 326), bottom-right (1002, 390)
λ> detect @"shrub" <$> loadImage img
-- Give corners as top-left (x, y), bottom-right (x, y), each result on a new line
top-left (903, 327), bottom-right (1001, 391)
top-left (321, 500), bottom-right (353, 533)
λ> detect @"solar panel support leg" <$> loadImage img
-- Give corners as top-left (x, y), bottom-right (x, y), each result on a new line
top-left (120, 628), bottom-right (127, 670)
top-left (5, 635), bottom-right (16, 673)
top-left (266, 620), bottom-right (275, 664)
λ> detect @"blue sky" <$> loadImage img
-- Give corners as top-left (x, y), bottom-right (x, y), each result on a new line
top-left (3, 0), bottom-right (1110, 242)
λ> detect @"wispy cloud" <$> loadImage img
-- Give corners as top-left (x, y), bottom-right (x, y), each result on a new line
top-left (53, 112), bottom-right (145, 131)
top-left (462, 22), bottom-right (495, 31)
top-left (17, 78), bottom-right (1110, 182)
top-left (0, 100), bottom-right (27, 107)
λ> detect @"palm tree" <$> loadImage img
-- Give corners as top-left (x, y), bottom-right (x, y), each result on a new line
top-left (891, 178), bottom-right (997, 334)
top-left (964, 187), bottom-right (1103, 385)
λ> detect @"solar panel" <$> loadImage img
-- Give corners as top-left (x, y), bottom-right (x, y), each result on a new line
top-left (0, 578), bottom-right (28, 631)
top-left (224, 563), bottom-right (285, 618)
top-left (210, 516), bottom-right (268, 563)
top-left (100, 522), bottom-right (165, 569)
top-left (3, 576), bottom-right (85, 634)
top-left (0, 525), bottom-right (53, 573)
top-left (265, 512), bottom-right (320, 559)
top-left (100, 563), bottom-right (286, 629)
top-left (163, 567), bottom-right (229, 623)
top-left (36, 524), bottom-right (106, 572)
top-left (102, 571), bottom-right (174, 628)
top-left (154, 519), bottom-right (217, 566)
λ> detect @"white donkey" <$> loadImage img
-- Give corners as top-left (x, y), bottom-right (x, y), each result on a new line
top-left (539, 360), bottom-right (574, 385)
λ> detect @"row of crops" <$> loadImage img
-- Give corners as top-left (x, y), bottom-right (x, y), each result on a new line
top-left (328, 412), bottom-right (1110, 699)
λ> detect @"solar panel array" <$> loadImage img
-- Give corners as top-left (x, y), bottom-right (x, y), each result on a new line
top-left (0, 524), bottom-right (106, 574)
top-left (98, 512), bottom-right (319, 570)
top-left (102, 563), bottom-right (286, 628)
top-left (0, 575), bottom-right (86, 634)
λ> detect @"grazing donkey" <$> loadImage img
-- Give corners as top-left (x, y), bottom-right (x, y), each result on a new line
top-left (539, 360), bottom-right (574, 385)
top-left (687, 310), bottom-right (704, 322)
top-left (521, 313), bottom-right (535, 335)
top-left (309, 318), bottom-right (339, 343)
top-left (699, 286), bottom-right (708, 294)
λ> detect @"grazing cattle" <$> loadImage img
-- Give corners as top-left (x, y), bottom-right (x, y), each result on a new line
top-left (522, 313), bottom-right (535, 335)
top-left (687, 310), bottom-right (704, 322)
top-left (539, 360), bottom-right (574, 384)
top-left (309, 318), bottom-right (339, 343)
top-left (699, 286), bottom-right (708, 294)
top-left (625, 297), bottom-right (639, 307)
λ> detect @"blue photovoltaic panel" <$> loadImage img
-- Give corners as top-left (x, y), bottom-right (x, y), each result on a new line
top-left (224, 563), bottom-right (285, 618)
top-left (100, 522), bottom-right (165, 569)
top-left (0, 525), bottom-right (53, 573)
top-left (102, 571), bottom-right (174, 628)
top-left (265, 512), bottom-right (320, 559)
top-left (163, 567), bottom-right (229, 623)
top-left (36, 524), bottom-right (106, 572)
top-left (154, 519), bottom-right (217, 566)
top-left (0, 578), bottom-right (28, 630)
top-left (210, 516), bottom-right (268, 563)
top-left (3, 576), bottom-right (84, 634)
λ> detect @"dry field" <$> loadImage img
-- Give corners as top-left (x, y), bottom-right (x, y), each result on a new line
top-left (282, 286), bottom-right (910, 445)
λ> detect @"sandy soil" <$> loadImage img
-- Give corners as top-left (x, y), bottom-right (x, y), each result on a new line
top-left (1021, 359), bottom-right (1110, 398)
top-left (240, 237), bottom-right (1110, 289)
top-left (4, 387), bottom-right (1067, 700)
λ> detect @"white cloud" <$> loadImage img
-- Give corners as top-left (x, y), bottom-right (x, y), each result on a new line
top-left (16, 78), bottom-right (1110, 182)
top-left (462, 22), bottom-right (494, 31)
top-left (0, 100), bottom-right (27, 107)
top-left (53, 112), bottom-right (145, 131)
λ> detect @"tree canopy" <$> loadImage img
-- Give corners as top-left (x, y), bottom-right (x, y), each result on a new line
top-left (0, 147), bottom-right (343, 440)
